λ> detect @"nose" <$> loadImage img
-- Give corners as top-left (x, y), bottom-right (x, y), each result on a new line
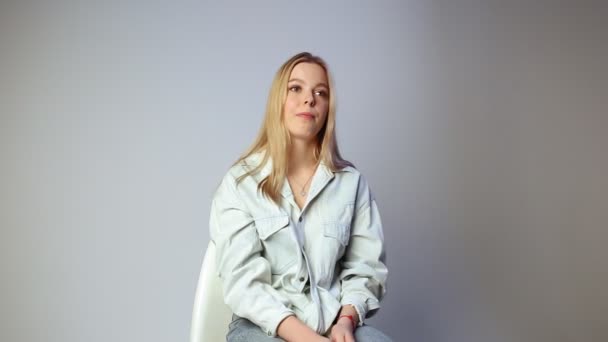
top-left (304, 91), bottom-right (315, 107)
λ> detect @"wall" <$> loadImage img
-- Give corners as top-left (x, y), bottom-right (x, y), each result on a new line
top-left (1, 1), bottom-right (606, 341)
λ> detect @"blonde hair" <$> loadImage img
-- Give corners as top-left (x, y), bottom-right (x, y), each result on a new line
top-left (236, 52), bottom-right (353, 204)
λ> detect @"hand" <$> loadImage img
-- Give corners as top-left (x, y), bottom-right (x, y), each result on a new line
top-left (329, 319), bottom-right (355, 342)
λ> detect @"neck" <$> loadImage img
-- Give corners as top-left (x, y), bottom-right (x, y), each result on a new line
top-left (288, 139), bottom-right (318, 172)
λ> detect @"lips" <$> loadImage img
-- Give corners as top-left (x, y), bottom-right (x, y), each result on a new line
top-left (296, 112), bottom-right (315, 119)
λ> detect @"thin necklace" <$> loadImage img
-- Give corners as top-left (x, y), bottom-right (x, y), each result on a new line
top-left (289, 164), bottom-right (318, 197)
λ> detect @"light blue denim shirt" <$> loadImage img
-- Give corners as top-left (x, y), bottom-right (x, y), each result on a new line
top-left (210, 152), bottom-right (387, 336)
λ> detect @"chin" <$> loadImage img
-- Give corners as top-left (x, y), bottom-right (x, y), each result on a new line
top-left (290, 132), bottom-right (318, 142)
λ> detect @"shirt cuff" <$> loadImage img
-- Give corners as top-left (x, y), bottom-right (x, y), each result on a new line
top-left (341, 293), bottom-right (380, 326)
top-left (262, 310), bottom-right (295, 337)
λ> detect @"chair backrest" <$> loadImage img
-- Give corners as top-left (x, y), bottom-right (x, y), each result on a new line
top-left (190, 240), bottom-right (233, 342)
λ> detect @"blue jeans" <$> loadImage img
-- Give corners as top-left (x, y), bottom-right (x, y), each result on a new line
top-left (227, 315), bottom-right (393, 342)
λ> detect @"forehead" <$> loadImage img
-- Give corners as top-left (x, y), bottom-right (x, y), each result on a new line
top-left (289, 62), bottom-right (328, 85)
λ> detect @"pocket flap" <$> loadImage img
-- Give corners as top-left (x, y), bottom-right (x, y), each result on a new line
top-left (255, 215), bottom-right (290, 240)
top-left (323, 222), bottom-right (351, 246)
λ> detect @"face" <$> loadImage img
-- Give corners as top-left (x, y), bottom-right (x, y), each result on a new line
top-left (283, 62), bottom-right (330, 142)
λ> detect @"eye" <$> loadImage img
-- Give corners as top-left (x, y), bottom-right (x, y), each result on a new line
top-left (288, 85), bottom-right (301, 92)
top-left (314, 89), bottom-right (328, 97)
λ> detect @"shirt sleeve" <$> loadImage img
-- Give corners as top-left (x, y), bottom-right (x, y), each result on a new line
top-left (339, 174), bottom-right (388, 325)
top-left (209, 173), bottom-right (294, 337)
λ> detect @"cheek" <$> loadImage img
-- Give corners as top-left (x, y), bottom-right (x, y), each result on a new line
top-left (282, 97), bottom-right (292, 114)
top-left (283, 96), bottom-right (297, 114)
top-left (319, 101), bottom-right (329, 119)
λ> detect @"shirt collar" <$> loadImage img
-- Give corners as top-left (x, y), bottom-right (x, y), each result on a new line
top-left (280, 161), bottom-right (335, 198)
top-left (243, 151), bottom-right (352, 196)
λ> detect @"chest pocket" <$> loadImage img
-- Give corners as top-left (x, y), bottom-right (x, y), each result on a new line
top-left (322, 203), bottom-right (355, 247)
top-left (323, 222), bottom-right (351, 247)
top-left (255, 215), bottom-right (297, 274)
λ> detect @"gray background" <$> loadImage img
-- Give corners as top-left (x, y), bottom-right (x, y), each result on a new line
top-left (1, 1), bottom-right (607, 341)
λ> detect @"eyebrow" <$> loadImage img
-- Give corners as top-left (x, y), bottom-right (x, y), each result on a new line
top-left (288, 78), bottom-right (329, 88)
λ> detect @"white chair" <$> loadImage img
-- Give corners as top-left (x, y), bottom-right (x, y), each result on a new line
top-left (190, 240), bottom-right (233, 342)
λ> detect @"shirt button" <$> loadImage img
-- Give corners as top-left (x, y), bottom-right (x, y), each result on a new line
top-left (299, 276), bottom-right (305, 282)
top-left (299, 216), bottom-right (303, 222)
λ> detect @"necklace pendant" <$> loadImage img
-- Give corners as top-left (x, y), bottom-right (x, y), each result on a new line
top-left (300, 190), bottom-right (306, 196)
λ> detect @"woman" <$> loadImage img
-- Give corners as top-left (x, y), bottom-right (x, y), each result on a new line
top-left (210, 52), bottom-right (391, 342)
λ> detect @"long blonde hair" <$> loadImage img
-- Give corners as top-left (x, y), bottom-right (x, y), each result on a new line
top-left (236, 52), bottom-right (353, 204)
